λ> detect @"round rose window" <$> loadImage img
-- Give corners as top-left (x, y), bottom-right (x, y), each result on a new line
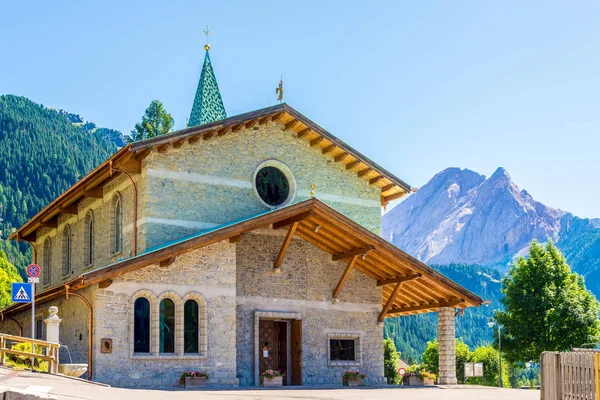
top-left (255, 166), bottom-right (290, 207)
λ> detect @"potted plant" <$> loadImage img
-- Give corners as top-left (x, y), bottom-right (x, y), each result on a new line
top-left (343, 370), bottom-right (367, 386)
top-left (178, 371), bottom-right (209, 388)
top-left (261, 369), bottom-right (285, 387)
top-left (403, 367), bottom-right (436, 386)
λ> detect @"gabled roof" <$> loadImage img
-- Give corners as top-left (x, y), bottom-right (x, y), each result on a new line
top-left (3, 199), bottom-right (482, 319)
top-left (10, 104), bottom-right (413, 242)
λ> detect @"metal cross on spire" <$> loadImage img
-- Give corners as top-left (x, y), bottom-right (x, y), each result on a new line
top-left (203, 25), bottom-right (212, 50)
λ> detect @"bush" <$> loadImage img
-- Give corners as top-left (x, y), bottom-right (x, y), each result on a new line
top-left (468, 345), bottom-right (510, 387)
top-left (6, 342), bottom-right (48, 372)
top-left (421, 339), bottom-right (472, 383)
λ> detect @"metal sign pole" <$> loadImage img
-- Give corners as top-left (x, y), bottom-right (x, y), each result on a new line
top-left (31, 282), bottom-right (35, 369)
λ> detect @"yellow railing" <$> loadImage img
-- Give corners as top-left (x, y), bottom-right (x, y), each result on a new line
top-left (0, 333), bottom-right (60, 374)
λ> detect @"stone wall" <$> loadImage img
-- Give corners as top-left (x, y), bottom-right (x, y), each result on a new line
top-left (143, 121), bottom-right (382, 249)
top-left (235, 231), bottom-right (385, 386)
top-left (92, 242), bottom-right (238, 388)
top-left (33, 174), bottom-right (146, 293)
top-left (0, 287), bottom-right (93, 366)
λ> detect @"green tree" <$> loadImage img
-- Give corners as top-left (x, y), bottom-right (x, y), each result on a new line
top-left (496, 239), bottom-right (600, 364)
top-left (127, 100), bottom-right (174, 142)
top-left (383, 338), bottom-right (401, 384)
top-left (469, 345), bottom-right (510, 387)
top-left (0, 250), bottom-right (23, 309)
top-left (421, 338), bottom-right (473, 383)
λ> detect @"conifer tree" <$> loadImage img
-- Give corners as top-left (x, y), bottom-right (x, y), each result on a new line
top-left (127, 100), bottom-right (174, 142)
top-left (496, 240), bottom-right (600, 363)
top-left (383, 338), bottom-right (401, 384)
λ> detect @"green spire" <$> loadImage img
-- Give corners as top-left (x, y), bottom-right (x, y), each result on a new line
top-left (188, 49), bottom-right (227, 127)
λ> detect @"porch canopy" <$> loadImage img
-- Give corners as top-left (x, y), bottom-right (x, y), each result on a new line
top-left (1, 198), bottom-right (482, 320)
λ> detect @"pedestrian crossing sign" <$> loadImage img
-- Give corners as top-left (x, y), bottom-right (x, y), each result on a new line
top-left (12, 283), bottom-right (32, 303)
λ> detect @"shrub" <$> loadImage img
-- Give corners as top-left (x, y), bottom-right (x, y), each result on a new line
top-left (383, 338), bottom-right (401, 384)
top-left (5, 342), bottom-right (48, 372)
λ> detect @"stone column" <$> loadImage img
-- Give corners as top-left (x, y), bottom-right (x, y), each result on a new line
top-left (437, 307), bottom-right (457, 385)
top-left (44, 306), bottom-right (61, 344)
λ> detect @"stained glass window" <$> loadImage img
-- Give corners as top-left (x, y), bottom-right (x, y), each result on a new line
top-left (330, 339), bottom-right (355, 361)
top-left (134, 298), bottom-right (150, 353)
top-left (160, 298), bottom-right (175, 353)
top-left (184, 300), bottom-right (199, 353)
top-left (255, 166), bottom-right (290, 206)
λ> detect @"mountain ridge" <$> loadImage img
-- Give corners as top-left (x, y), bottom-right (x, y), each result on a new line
top-left (383, 166), bottom-right (600, 286)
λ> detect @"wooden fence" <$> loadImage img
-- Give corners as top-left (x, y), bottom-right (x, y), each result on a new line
top-left (0, 333), bottom-right (60, 374)
top-left (541, 351), bottom-right (600, 400)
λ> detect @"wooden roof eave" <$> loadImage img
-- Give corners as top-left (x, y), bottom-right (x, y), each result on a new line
top-left (9, 146), bottom-right (134, 242)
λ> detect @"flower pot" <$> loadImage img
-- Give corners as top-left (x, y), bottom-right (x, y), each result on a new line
top-left (408, 376), bottom-right (424, 386)
top-left (185, 376), bottom-right (207, 388)
top-left (262, 376), bottom-right (283, 387)
top-left (347, 377), bottom-right (365, 386)
top-left (423, 377), bottom-right (435, 386)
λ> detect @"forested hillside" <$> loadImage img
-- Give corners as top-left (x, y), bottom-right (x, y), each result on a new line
top-left (384, 264), bottom-right (502, 363)
top-left (0, 95), bottom-right (118, 276)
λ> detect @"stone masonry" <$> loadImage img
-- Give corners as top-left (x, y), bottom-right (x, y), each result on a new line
top-left (438, 306), bottom-right (457, 385)
top-left (235, 230), bottom-right (386, 386)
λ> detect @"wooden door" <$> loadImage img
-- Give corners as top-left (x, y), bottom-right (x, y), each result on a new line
top-left (259, 320), bottom-right (279, 375)
top-left (290, 319), bottom-right (302, 385)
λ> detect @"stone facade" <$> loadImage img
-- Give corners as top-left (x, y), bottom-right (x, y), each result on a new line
top-left (235, 231), bottom-right (385, 386)
top-left (437, 307), bottom-right (457, 385)
top-left (143, 122), bottom-right (382, 249)
top-left (33, 174), bottom-right (146, 293)
top-left (93, 242), bottom-right (237, 387)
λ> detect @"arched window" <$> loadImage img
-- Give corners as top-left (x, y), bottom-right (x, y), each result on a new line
top-left (61, 225), bottom-right (72, 276)
top-left (184, 300), bottom-right (199, 353)
top-left (160, 298), bottom-right (175, 353)
top-left (43, 238), bottom-right (52, 286)
top-left (134, 297), bottom-right (150, 353)
top-left (111, 194), bottom-right (122, 254)
top-left (84, 212), bottom-right (94, 266)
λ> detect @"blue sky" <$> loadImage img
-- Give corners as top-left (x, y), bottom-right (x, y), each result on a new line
top-left (1, 1), bottom-right (598, 218)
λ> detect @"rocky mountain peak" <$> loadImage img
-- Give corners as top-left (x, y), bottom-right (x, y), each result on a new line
top-left (383, 167), bottom-right (597, 268)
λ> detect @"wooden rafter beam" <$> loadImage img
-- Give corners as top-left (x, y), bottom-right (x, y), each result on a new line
top-left (369, 176), bottom-right (384, 185)
top-left (98, 279), bottom-right (113, 289)
top-left (135, 148), bottom-right (152, 161)
top-left (334, 152), bottom-right (348, 162)
top-left (332, 255), bottom-right (359, 299)
top-left (382, 192), bottom-right (406, 203)
top-left (378, 281), bottom-right (404, 322)
top-left (381, 184), bottom-right (394, 192)
top-left (231, 123), bottom-right (244, 132)
top-left (203, 131), bottom-right (216, 140)
top-left (229, 233), bottom-right (246, 243)
top-left (188, 136), bottom-right (201, 145)
top-left (245, 119), bottom-right (258, 129)
top-left (310, 137), bottom-right (324, 146)
top-left (322, 144), bottom-right (336, 155)
top-left (332, 245), bottom-right (375, 262)
top-left (357, 168), bottom-right (372, 177)
top-left (386, 299), bottom-right (464, 315)
top-left (258, 116), bottom-right (271, 125)
top-left (59, 204), bottom-right (79, 215)
top-left (296, 128), bottom-right (311, 138)
top-left (284, 120), bottom-right (298, 130)
top-left (40, 220), bottom-right (58, 228)
top-left (116, 158), bottom-right (142, 174)
top-left (272, 210), bottom-right (314, 230)
top-left (274, 222), bottom-right (298, 268)
top-left (157, 144), bottom-right (169, 153)
top-left (271, 112), bottom-right (284, 121)
top-left (172, 139), bottom-right (184, 149)
top-left (82, 188), bottom-right (103, 199)
top-left (346, 160), bottom-right (360, 170)
top-left (218, 127), bottom-right (231, 136)
top-left (159, 257), bottom-right (176, 268)
top-left (377, 273), bottom-right (421, 287)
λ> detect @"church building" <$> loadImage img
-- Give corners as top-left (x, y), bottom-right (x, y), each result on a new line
top-left (0, 41), bottom-right (482, 388)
